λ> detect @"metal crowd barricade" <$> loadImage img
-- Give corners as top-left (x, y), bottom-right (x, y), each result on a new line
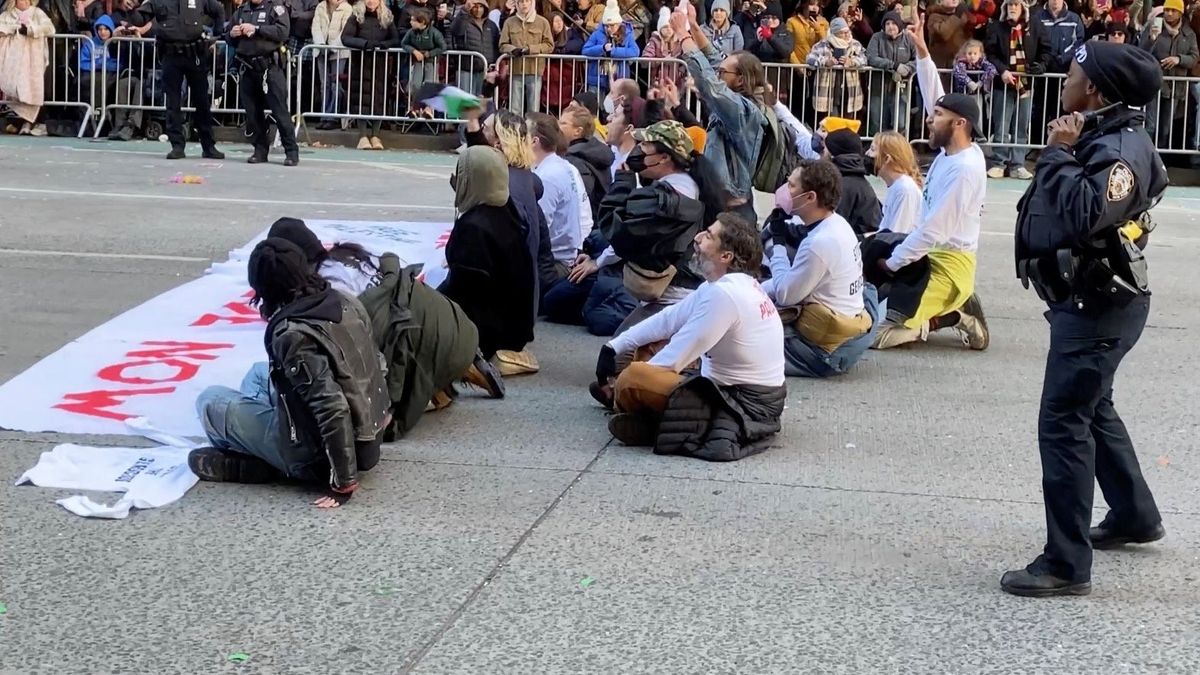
top-left (41, 34), bottom-right (98, 137)
top-left (494, 53), bottom-right (693, 117)
top-left (294, 46), bottom-right (488, 129)
top-left (1147, 75), bottom-right (1199, 155)
top-left (95, 36), bottom-right (278, 139)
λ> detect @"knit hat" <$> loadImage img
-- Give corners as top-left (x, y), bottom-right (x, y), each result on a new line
top-left (247, 237), bottom-right (313, 309)
top-left (601, 0), bottom-right (622, 25)
top-left (1074, 40), bottom-right (1162, 107)
top-left (633, 120), bottom-right (695, 164)
top-left (819, 116), bottom-right (861, 134)
top-left (572, 90), bottom-right (600, 116)
top-left (684, 125), bottom-right (707, 154)
top-left (710, 0), bottom-right (731, 13)
top-left (829, 16), bottom-right (849, 34)
top-left (657, 6), bottom-right (670, 30)
top-left (881, 10), bottom-right (902, 28)
top-left (267, 217), bottom-right (324, 263)
top-left (1163, 0), bottom-right (1184, 12)
top-left (824, 128), bottom-right (863, 157)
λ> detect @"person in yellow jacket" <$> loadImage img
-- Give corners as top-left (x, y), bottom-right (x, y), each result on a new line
top-left (787, 0), bottom-right (828, 65)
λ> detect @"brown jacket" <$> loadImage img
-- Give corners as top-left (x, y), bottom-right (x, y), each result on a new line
top-left (500, 12), bottom-right (555, 75)
top-left (926, 4), bottom-right (972, 68)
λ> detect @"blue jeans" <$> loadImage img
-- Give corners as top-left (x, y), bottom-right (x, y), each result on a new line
top-left (991, 87), bottom-right (1033, 170)
top-left (320, 54), bottom-right (347, 123)
top-left (511, 74), bottom-right (541, 114)
top-left (196, 362), bottom-right (322, 480)
top-left (783, 283), bottom-right (882, 378)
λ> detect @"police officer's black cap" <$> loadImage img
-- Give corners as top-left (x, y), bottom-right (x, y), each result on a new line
top-left (934, 93), bottom-right (985, 141)
top-left (267, 217), bottom-right (324, 263)
top-left (1074, 41), bottom-right (1162, 108)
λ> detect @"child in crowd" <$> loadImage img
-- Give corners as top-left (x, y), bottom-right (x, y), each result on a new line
top-left (951, 39), bottom-right (996, 96)
top-left (402, 7), bottom-right (446, 116)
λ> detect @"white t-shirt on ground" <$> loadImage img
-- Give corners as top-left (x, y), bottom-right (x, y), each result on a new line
top-left (761, 212), bottom-right (865, 316)
top-left (879, 174), bottom-right (922, 235)
top-left (608, 272), bottom-right (785, 387)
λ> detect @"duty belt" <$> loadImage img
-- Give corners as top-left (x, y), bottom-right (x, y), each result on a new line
top-left (1017, 250), bottom-right (1144, 308)
top-left (160, 39), bottom-right (208, 62)
top-left (237, 52), bottom-right (280, 72)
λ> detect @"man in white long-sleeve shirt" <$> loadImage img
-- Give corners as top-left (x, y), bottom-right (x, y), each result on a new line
top-left (870, 13), bottom-right (990, 351)
top-left (596, 212), bottom-right (785, 447)
top-left (528, 112), bottom-right (593, 280)
top-left (762, 160), bottom-right (881, 377)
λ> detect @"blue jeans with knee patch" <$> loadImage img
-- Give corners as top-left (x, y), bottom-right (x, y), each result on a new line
top-left (783, 283), bottom-right (882, 378)
top-left (195, 362), bottom-right (322, 480)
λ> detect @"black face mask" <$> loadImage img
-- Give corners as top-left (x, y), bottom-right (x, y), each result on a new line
top-left (625, 147), bottom-right (648, 174)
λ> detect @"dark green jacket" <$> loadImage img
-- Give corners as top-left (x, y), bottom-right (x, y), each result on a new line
top-left (358, 253), bottom-right (478, 437)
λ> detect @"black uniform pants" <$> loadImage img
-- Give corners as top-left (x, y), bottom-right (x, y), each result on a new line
top-left (162, 51), bottom-right (216, 151)
top-left (240, 64), bottom-right (298, 157)
top-left (1038, 295), bottom-right (1160, 582)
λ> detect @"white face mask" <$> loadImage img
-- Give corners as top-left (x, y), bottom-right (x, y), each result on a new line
top-left (602, 94), bottom-right (616, 116)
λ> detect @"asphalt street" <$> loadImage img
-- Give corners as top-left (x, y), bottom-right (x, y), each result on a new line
top-left (1, 136), bottom-right (1199, 674)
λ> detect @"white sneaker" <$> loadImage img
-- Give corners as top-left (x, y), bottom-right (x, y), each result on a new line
top-left (987, 166), bottom-right (1005, 179)
top-left (954, 294), bottom-right (990, 351)
top-left (30, 123), bottom-right (47, 137)
top-left (1010, 166), bottom-right (1033, 180)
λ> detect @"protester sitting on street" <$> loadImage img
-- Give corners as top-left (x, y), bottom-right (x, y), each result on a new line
top-left (192, 238), bottom-right (390, 509)
top-left (603, 91), bottom-right (646, 176)
top-left (594, 211), bottom-right (786, 461)
top-left (440, 146), bottom-right (537, 361)
top-left (821, 128), bottom-right (881, 238)
top-left (670, 4), bottom-right (767, 222)
top-left (868, 13), bottom-right (989, 352)
top-left (528, 111), bottom-right (593, 286)
top-left (867, 130), bottom-right (922, 234)
top-left (559, 106), bottom-right (614, 222)
top-left (565, 90), bottom-right (607, 140)
top-left (762, 160), bottom-right (880, 377)
top-left (591, 120), bottom-right (707, 407)
top-left (265, 217), bottom-right (505, 425)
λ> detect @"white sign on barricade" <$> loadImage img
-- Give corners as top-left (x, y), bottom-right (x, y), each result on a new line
top-left (0, 220), bottom-right (452, 439)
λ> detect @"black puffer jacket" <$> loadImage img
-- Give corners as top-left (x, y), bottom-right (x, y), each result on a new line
top-left (861, 230), bottom-right (930, 324)
top-left (654, 376), bottom-right (787, 462)
top-left (830, 153), bottom-right (882, 238)
top-left (566, 137), bottom-right (614, 223)
top-left (599, 170), bottom-right (707, 288)
top-left (265, 288), bottom-right (390, 489)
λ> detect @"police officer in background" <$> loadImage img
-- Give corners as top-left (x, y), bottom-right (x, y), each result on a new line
top-left (1004, 41), bottom-right (1168, 598)
top-left (133, 0), bottom-right (226, 160)
top-left (227, 0), bottom-right (300, 166)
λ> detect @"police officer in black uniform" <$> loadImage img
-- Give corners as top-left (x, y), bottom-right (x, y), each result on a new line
top-left (227, 0), bottom-right (300, 166)
top-left (1003, 41), bottom-right (1168, 598)
top-left (134, 0), bottom-right (225, 159)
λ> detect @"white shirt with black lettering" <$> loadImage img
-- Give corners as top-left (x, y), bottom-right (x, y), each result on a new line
top-left (761, 212), bottom-right (865, 317)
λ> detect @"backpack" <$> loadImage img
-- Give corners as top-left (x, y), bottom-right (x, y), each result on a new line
top-left (752, 104), bottom-right (803, 194)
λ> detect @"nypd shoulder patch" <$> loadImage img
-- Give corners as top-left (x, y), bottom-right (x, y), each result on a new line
top-left (274, 4), bottom-right (285, 15)
top-left (1107, 162), bottom-right (1135, 202)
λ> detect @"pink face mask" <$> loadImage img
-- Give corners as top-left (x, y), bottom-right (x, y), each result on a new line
top-left (774, 183), bottom-right (794, 214)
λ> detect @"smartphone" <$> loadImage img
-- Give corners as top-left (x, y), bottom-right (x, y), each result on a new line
top-left (1153, 16), bottom-right (1163, 31)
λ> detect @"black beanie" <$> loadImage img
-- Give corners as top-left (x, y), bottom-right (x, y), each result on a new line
top-left (248, 237), bottom-right (313, 310)
top-left (1074, 41), bottom-right (1162, 108)
top-left (267, 217), bottom-right (324, 263)
top-left (825, 129), bottom-right (864, 157)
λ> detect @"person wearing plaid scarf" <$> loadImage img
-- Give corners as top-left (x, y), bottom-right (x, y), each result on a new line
top-left (984, 0), bottom-right (1043, 178)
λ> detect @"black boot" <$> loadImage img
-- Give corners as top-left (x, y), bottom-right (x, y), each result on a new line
top-left (188, 447), bottom-right (278, 483)
top-left (247, 153), bottom-right (268, 164)
top-left (1000, 558), bottom-right (1091, 598)
top-left (1090, 521), bottom-right (1166, 550)
top-left (283, 154), bottom-right (299, 167)
top-left (166, 146), bottom-right (186, 160)
top-left (202, 147), bottom-right (225, 160)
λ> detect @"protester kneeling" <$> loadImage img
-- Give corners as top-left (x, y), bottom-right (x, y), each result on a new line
top-left (192, 238), bottom-right (391, 508)
top-left (594, 212), bottom-right (786, 461)
top-left (762, 160), bottom-right (881, 377)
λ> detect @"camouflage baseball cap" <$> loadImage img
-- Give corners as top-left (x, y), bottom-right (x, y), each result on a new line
top-left (633, 120), bottom-right (694, 164)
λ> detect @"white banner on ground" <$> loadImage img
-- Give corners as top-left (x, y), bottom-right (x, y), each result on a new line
top-left (0, 220), bottom-right (451, 438)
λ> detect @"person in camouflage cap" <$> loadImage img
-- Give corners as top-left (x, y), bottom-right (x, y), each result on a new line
top-left (631, 120), bottom-right (695, 167)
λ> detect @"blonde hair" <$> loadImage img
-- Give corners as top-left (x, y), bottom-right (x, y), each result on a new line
top-left (871, 131), bottom-right (922, 188)
top-left (352, 0), bottom-right (394, 25)
top-left (492, 111), bottom-right (535, 169)
top-left (957, 39), bottom-right (984, 60)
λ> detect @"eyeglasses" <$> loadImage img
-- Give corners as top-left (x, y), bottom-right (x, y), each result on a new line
top-left (717, 68), bottom-right (738, 76)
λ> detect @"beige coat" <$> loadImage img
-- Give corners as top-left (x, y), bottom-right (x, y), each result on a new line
top-left (499, 12), bottom-right (554, 75)
top-left (0, 3), bottom-right (55, 122)
top-left (312, 0), bottom-right (354, 58)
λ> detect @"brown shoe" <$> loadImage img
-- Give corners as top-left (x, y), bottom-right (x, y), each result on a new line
top-left (492, 349), bottom-right (539, 376)
top-left (425, 389), bottom-right (454, 412)
top-left (462, 352), bottom-right (505, 398)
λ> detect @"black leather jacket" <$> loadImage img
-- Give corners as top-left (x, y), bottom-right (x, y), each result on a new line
top-left (598, 170), bottom-right (707, 288)
top-left (265, 289), bottom-right (390, 489)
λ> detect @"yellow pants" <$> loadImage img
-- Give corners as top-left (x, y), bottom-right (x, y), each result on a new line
top-left (614, 362), bottom-right (684, 415)
top-left (902, 250), bottom-right (976, 329)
